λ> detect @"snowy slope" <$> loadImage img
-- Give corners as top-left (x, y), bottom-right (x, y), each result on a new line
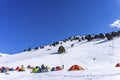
top-left (0, 37), bottom-right (120, 80)
top-left (0, 53), bottom-right (9, 57)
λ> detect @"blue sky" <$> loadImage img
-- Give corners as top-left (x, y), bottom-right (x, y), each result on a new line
top-left (0, 0), bottom-right (120, 54)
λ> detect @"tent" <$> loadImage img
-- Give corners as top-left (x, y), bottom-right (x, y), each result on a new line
top-left (51, 67), bottom-right (56, 71)
top-left (19, 65), bottom-right (25, 71)
top-left (116, 63), bottom-right (120, 67)
top-left (31, 66), bottom-right (48, 73)
top-left (31, 67), bottom-right (40, 73)
top-left (56, 66), bottom-right (62, 71)
top-left (15, 67), bottom-right (20, 71)
top-left (27, 65), bottom-right (34, 69)
top-left (68, 65), bottom-right (84, 71)
top-left (9, 68), bottom-right (14, 71)
top-left (0, 67), bottom-right (7, 73)
top-left (41, 64), bottom-right (49, 72)
top-left (51, 66), bottom-right (62, 71)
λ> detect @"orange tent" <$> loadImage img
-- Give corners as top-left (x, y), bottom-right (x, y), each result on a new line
top-left (68, 65), bottom-right (84, 71)
top-left (116, 63), bottom-right (120, 67)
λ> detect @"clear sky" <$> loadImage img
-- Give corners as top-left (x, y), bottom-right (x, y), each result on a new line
top-left (0, 0), bottom-right (120, 54)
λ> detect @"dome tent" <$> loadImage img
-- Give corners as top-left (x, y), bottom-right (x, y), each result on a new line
top-left (68, 65), bottom-right (84, 71)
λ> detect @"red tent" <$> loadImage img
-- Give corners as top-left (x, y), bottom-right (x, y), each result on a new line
top-left (116, 63), bottom-right (120, 67)
top-left (56, 66), bottom-right (62, 71)
top-left (15, 67), bottom-right (20, 71)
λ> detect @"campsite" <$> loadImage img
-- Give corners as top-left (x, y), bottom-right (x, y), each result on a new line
top-left (1, 34), bottom-right (120, 80)
top-left (0, 0), bottom-right (120, 79)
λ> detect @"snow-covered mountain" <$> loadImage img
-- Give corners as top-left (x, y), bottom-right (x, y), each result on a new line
top-left (0, 36), bottom-right (120, 80)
